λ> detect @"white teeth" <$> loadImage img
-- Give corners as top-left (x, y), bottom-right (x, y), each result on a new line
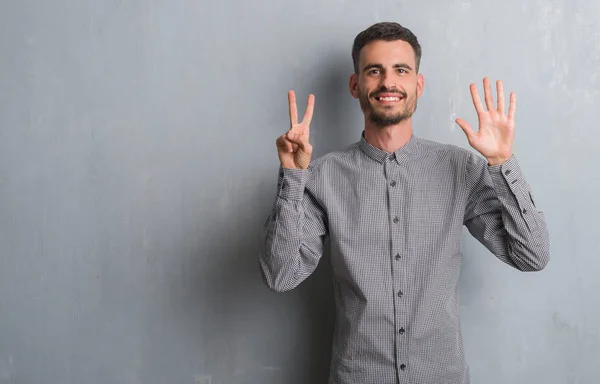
top-left (378, 97), bottom-right (400, 101)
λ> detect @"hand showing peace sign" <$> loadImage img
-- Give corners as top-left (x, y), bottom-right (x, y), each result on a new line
top-left (455, 78), bottom-right (516, 166)
top-left (276, 91), bottom-right (315, 170)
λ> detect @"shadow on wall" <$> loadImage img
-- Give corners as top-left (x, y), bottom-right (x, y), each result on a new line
top-left (165, 177), bottom-right (337, 383)
top-left (187, 189), bottom-right (335, 384)
top-left (152, 55), bottom-right (352, 384)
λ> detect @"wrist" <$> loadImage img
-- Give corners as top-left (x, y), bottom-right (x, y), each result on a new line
top-left (486, 155), bottom-right (511, 166)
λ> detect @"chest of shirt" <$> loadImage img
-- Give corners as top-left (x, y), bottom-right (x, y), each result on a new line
top-left (312, 157), bottom-right (468, 276)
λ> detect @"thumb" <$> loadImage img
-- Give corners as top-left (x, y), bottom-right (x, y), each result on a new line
top-left (287, 131), bottom-right (309, 150)
top-left (455, 118), bottom-right (476, 141)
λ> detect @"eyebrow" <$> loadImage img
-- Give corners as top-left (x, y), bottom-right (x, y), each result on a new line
top-left (362, 63), bottom-right (414, 72)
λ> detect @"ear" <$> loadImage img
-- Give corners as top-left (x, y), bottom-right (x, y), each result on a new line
top-left (349, 73), bottom-right (359, 99)
top-left (417, 73), bottom-right (424, 98)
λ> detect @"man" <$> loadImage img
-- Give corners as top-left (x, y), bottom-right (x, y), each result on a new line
top-left (258, 21), bottom-right (549, 384)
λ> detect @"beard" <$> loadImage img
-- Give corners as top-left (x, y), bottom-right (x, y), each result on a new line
top-left (358, 86), bottom-right (418, 127)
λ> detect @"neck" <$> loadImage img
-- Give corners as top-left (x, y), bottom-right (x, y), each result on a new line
top-left (363, 118), bottom-right (413, 153)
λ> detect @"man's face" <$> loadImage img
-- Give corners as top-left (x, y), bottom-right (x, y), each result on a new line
top-left (350, 40), bottom-right (424, 127)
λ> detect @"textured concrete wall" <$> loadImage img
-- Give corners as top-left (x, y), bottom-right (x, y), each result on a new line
top-left (1, 0), bottom-right (598, 383)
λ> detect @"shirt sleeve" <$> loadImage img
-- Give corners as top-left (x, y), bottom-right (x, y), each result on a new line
top-left (464, 152), bottom-right (550, 271)
top-left (258, 164), bottom-right (329, 292)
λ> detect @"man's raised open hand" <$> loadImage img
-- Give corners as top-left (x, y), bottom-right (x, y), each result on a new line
top-left (455, 78), bottom-right (515, 166)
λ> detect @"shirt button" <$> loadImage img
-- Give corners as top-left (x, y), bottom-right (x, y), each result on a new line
top-left (400, 364), bottom-right (407, 371)
top-left (390, 180), bottom-right (397, 187)
top-left (399, 327), bottom-right (405, 334)
top-left (397, 290), bottom-right (403, 298)
top-left (395, 254), bottom-right (401, 261)
top-left (393, 217), bottom-right (399, 223)
top-left (522, 208), bottom-right (527, 214)
top-left (505, 169), bottom-right (511, 175)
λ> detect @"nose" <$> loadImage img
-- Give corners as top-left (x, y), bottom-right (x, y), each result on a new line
top-left (380, 71), bottom-right (397, 90)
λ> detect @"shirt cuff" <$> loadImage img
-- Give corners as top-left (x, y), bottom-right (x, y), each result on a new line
top-left (276, 165), bottom-right (309, 201)
top-left (488, 155), bottom-right (525, 196)
top-left (488, 155), bottom-right (541, 231)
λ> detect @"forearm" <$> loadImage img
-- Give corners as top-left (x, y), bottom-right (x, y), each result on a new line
top-left (486, 156), bottom-right (550, 270)
top-left (259, 166), bottom-right (326, 291)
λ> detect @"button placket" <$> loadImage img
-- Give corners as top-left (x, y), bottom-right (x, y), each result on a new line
top-left (386, 159), bottom-right (410, 379)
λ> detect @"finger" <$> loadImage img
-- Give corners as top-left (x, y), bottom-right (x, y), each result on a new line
top-left (276, 135), bottom-right (293, 153)
top-left (302, 94), bottom-right (315, 127)
top-left (286, 131), bottom-right (309, 151)
top-left (469, 83), bottom-right (485, 115)
top-left (276, 134), bottom-right (294, 153)
top-left (497, 80), bottom-right (505, 114)
top-left (288, 90), bottom-right (298, 127)
top-left (507, 92), bottom-right (516, 120)
top-left (455, 118), bottom-right (476, 140)
top-left (287, 127), bottom-right (308, 141)
top-left (483, 77), bottom-right (494, 112)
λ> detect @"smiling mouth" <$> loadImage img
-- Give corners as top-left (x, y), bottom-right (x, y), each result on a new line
top-left (373, 94), bottom-right (406, 104)
top-left (375, 96), bottom-right (403, 102)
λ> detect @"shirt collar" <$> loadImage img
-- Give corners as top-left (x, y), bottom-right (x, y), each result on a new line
top-left (358, 130), bottom-right (420, 164)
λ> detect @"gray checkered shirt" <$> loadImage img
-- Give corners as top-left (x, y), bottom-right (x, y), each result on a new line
top-left (259, 132), bottom-right (550, 384)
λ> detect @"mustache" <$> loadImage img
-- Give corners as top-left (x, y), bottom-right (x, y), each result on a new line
top-left (370, 88), bottom-right (407, 99)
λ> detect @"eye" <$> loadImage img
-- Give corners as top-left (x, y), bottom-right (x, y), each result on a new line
top-left (397, 68), bottom-right (407, 74)
top-left (368, 69), bottom-right (380, 75)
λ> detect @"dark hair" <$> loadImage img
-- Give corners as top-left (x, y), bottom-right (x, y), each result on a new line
top-left (351, 22), bottom-right (422, 74)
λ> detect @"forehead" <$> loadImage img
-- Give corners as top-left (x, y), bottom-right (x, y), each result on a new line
top-left (358, 40), bottom-right (416, 69)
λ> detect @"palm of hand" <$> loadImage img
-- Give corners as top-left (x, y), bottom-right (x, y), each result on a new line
top-left (456, 78), bottom-right (516, 165)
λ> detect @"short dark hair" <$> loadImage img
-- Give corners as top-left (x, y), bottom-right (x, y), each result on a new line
top-left (351, 22), bottom-right (422, 74)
